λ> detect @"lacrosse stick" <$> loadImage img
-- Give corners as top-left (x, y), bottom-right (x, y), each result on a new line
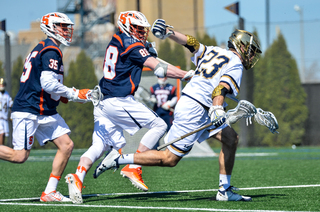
top-left (135, 86), bottom-right (175, 112)
top-left (135, 86), bottom-right (155, 108)
top-left (87, 85), bottom-right (103, 106)
top-left (157, 100), bottom-right (257, 150)
top-left (254, 108), bottom-right (279, 134)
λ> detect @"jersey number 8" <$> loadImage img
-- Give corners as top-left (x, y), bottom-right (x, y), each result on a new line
top-left (103, 46), bottom-right (119, 80)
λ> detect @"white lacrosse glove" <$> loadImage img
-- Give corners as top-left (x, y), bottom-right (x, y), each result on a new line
top-left (145, 41), bottom-right (158, 57)
top-left (161, 97), bottom-right (177, 110)
top-left (66, 87), bottom-right (91, 103)
top-left (151, 19), bottom-right (174, 40)
top-left (208, 105), bottom-right (226, 128)
top-left (149, 95), bottom-right (157, 104)
top-left (181, 70), bottom-right (195, 81)
top-left (161, 102), bottom-right (171, 110)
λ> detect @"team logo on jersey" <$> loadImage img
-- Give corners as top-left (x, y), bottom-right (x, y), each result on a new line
top-left (59, 65), bottom-right (64, 72)
top-left (29, 136), bottom-right (34, 145)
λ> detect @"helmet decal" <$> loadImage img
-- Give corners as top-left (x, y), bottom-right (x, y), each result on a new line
top-left (40, 12), bottom-right (74, 46)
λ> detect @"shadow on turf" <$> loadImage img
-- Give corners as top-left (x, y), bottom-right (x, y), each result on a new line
top-left (81, 192), bottom-right (210, 203)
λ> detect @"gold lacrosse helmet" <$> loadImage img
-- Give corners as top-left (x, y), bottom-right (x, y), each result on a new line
top-left (229, 29), bottom-right (262, 70)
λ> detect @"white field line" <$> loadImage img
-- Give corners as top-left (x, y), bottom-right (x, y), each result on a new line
top-left (0, 184), bottom-right (319, 202)
top-left (0, 202), bottom-right (312, 212)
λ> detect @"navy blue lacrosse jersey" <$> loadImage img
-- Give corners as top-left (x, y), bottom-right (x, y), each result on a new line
top-left (99, 32), bottom-right (152, 98)
top-left (12, 38), bottom-right (64, 115)
top-left (150, 83), bottom-right (176, 116)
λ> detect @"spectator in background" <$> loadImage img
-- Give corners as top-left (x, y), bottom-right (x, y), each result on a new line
top-left (150, 77), bottom-right (177, 132)
top-left (0, 78), bottom-right (13, 146)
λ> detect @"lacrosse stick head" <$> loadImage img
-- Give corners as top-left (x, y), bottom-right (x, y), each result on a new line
top-left (89, 85), bottom-right (103, 107)
top-left (225, 100), bottom-right (257, 125)
top-left (134, 86), bottom-right (154, 108)
top-left (254, 108), bottom-right (279, 134)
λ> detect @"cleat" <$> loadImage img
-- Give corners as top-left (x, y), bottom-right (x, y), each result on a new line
top-left (40, 190), bottom-right (72, 202)
top-left (93, 148), bottom-right (120, 178)
top-left (65, 173), bottom-right (83, 204)
top-left (216, 186), bottom-right (252, 201)
top-left (120, 165), bottom-right (148, 191)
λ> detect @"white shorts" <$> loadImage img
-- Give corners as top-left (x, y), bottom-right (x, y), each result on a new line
top-left (165, 95), bottom-right (227, 157)
top-left (0, 119), bottom-right (9, 136)
top-left (11, 112), bottom-right (71, 150)
top-left (92, 95), bottom-right (158, 150)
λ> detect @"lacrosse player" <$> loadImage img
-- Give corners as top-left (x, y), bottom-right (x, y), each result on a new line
top-left (150, 77), bottom-right (177, 132)
top-left (65, 11), bottom-right (193, 204)
top-left (0, 78), bottom-right (13, 146)
top-left (0, 12), bottom-right (93, 202)
top-left (93, 19), bottom-right (262, 201)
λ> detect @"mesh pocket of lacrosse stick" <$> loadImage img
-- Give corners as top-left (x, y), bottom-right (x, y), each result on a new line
top-left (225, 100), bottom-right (257, 126)
top-left (88, 85), bottom-right (103, 106)
top-left (254, 108), bottom-right (279, 134)
top-left (134, 86), bottom-right (154, 108)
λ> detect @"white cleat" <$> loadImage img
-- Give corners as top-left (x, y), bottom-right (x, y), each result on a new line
top-left (40, 191), bottom-right (72, 202)
top-left (93, 148), bottom-right (120, 178)
top-left (65, 173), bottom-right (83, 204)
top-left (216, 186), bottom-right (252, 201)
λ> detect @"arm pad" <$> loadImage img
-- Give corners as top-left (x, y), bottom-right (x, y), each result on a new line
top-left (183, 35), bottom-right (200, 53)
top-left (154, 62), bottom-right (168, 78)
top-left (211, 84), bottom-right (230, 99)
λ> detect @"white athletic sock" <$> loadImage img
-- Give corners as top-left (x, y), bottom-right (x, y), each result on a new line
top-left (129, 164), bottom-right (141, 168)
top-left (118, 153), bottom-right (134, 164)
top-left (76, 166), bottom-right (87, 183)
top-left (128, 150), bottom-right (141, 168)
top-left (219, 174), bottom-right (231, 191)
top-left (44, 173), bottom-right (60, 194)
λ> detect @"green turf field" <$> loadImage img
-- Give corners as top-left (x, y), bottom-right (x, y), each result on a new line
top-left (0, 146), bottom-right (319, 211)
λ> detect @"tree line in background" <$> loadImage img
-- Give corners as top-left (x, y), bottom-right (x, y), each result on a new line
top-left (1, 30), bottom-right (308, 148)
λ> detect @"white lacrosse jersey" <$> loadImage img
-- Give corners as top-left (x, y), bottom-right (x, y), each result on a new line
top-left (0, 91), bottom-right (13, 120)
top-left (182, 44), bottom-right (243, 108)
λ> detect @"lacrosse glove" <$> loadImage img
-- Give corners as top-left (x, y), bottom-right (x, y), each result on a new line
top-left (67, 87), bottom-right (91, 103)
top-left (181, 70), bottom-right (195, 81)
top-left (151, 19), bottom-right (174, 40)
top-left (209, 105), bottom-right (226, 128)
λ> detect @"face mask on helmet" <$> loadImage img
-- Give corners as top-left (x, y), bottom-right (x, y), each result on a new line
top-left (158, 77), bottom-right (167, 86)
top-left (117, 11), bottom-right (150, 44)
top-left (228, 29), bottom-right (262, 70)
top-left (40, 12), bottom-right (74, 46)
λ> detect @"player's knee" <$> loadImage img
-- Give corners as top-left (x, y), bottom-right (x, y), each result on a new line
top-left (60, 139), bottom-right (74, 157)
top-left (13, 151), bottom-right (29, 163)
top-left (65, 140), bottom-right (74, 155)
top-left (161, 149), bottom-right (180, 167)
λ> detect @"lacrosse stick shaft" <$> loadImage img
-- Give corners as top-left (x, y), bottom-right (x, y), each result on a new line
top-left (157, 122), bottom-right (213, 150)
top-left (156, 57), bottom-right (170, 65)
top-left (226, 94), bottom-right (239, 103)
